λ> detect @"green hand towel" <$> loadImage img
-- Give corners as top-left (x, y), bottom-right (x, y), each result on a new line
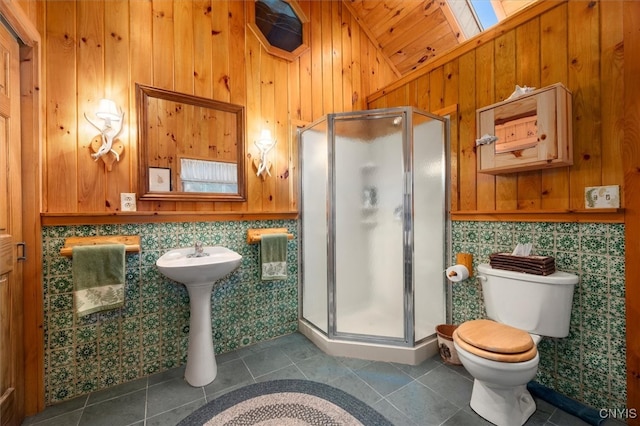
top-left (260, 234), bottom-right (288, 281)
top-left (72, 244), bottom-right (126, 317)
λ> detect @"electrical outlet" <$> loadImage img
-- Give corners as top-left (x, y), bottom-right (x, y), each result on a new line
top-left (585, 185), bottom-right (620, 209)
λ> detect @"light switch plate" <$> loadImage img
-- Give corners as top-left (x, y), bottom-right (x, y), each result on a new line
top-left (585, 185), bottom-right (620, 209)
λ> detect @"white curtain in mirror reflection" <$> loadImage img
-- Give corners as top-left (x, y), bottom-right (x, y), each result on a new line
top-left (180, 158), bottom-right (238, 193)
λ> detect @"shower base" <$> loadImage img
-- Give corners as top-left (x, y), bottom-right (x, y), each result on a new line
top-left (335, 304), bottom-right (403, 338)
top-left (335, 303), bottom-right (434, 340)
top-left (298, 319), bottom-right (439, 366)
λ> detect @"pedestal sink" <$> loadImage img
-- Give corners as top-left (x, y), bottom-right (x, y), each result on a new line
top-left (156, 246), bottom-right (242, 386)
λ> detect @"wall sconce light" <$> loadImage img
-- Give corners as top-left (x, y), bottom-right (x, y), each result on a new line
top-left (253, 129), bottom-right (276, 180)
top-left (84, 98), bottom-right (125, 171)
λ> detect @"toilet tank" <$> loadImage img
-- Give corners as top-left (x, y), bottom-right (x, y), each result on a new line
top-left (477, 263), bottom-right (578, 338)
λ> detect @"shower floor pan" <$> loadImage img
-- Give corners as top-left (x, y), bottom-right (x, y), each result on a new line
top-left (298, 319), bottom-right (438, 366)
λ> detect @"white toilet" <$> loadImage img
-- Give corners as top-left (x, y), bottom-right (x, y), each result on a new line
top-left (452, 263), bottom-right (578, 426)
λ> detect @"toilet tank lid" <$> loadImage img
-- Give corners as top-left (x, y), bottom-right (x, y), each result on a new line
top-left (478, 263), bottom-right (579, 285)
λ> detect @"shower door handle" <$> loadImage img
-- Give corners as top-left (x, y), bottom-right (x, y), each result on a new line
top-left (393, 205), bottom-right (403, 220)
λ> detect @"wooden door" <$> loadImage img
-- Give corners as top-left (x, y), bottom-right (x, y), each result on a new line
top-left (0, 21), bottom-right (24, 426)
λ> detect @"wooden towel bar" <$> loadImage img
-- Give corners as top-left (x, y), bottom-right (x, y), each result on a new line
top-left (246, 228), bottom-right (294, 244)
top-left (60, 235), bottom-right (141, 257)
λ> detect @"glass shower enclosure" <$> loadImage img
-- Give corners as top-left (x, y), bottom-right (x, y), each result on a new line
top-left (300, 107), bottom-right (448, 347)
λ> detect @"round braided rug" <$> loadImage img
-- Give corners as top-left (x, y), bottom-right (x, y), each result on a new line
top-left (178, 379), bottom-right (393, 426)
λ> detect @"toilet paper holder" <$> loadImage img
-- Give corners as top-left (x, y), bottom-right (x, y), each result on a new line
top-left (447, 253), bottom-right (473, 279)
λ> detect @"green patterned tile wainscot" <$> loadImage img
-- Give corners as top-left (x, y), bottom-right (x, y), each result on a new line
top-left (41, 219), bottom-right (298, 404)
top-left (450, 220), bottom-right (626, 411)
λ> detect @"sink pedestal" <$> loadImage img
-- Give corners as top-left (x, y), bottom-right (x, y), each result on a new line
top-left (155, 246), bottom-right (242, 387)
top-left (184, 282), bottom-right (217, 387)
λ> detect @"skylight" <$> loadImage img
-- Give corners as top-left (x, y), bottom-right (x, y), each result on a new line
top-left (470, 0), bottom-right (499, 30)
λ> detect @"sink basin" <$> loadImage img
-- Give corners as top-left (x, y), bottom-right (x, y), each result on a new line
top-left (156, 246), bottom-right (242, 285)
top-left (156, 246), bottom-right (242, 387)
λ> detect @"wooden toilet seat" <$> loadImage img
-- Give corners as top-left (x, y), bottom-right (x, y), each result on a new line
top-left (453, 319), bottom-right (537, 363)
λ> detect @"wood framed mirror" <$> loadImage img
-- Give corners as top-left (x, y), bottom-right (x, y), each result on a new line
top-left (136, 83), bottom-right (246, 202)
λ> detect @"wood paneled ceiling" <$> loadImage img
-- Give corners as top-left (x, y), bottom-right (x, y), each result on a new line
top-left (344, 0), bottom-right (537, 76)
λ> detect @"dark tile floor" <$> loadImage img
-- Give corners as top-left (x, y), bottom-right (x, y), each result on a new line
top-left (22, 332), bottom-right (614, 426)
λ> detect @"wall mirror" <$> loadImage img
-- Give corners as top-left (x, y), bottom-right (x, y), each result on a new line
top-left (136, 83), bottom-right (246, 202)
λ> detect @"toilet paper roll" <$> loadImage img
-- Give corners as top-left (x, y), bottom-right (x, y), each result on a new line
top-left (445, 264), bottom-right (469, 282)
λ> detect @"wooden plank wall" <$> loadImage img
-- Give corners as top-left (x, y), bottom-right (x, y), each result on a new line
top-left (368, 1), bottom-right (624, 214)
top-left (623, 0), bottom-right (640, 420)
top-left (38, 0), bottom-right (396, 215)
top-left (15, 0), bottom-right (38, 26)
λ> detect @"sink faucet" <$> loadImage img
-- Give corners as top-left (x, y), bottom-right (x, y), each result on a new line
top-left (190, 240), bottom-right (209, 258)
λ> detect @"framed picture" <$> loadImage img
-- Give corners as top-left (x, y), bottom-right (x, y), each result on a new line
top-left (149, 167), bottom-right (171, 192)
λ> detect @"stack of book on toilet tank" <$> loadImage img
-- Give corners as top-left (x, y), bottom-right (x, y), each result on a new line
top-left (489, 253), bottom-right (556, 276)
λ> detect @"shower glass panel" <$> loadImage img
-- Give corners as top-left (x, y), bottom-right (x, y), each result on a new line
top-left (300, 107), bottom-right (448, 347)
top-left (333, 116), bottom-right (405, 339)
top-left (300, 119), bottom-right (328, 333)
top-left (412, 113), bottom-right (447, 341)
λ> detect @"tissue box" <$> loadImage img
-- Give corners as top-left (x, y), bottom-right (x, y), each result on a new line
top-left (489, 253), bottom-right (555, 275)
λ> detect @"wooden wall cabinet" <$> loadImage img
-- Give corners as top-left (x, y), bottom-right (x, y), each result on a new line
top-left (476, 83), bottom-right (572, 174)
